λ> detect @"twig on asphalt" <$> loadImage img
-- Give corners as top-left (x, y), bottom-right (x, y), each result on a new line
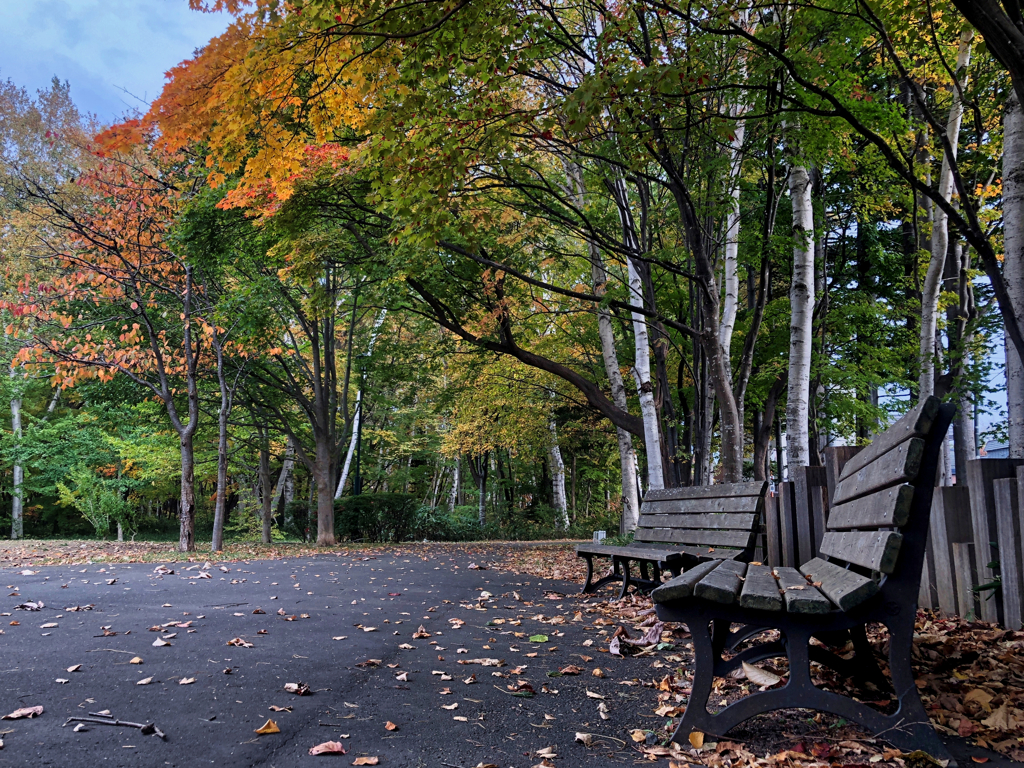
top-left (63, 716), bottom-right (166, 740)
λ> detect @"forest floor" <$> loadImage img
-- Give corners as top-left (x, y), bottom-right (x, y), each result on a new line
top-left (0, 541), bottom-right (1020, 768)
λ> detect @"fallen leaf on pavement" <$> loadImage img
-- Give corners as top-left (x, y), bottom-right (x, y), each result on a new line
top-left (227, 637), bottom-right (254, 648)
top-left (137, 677), bottom-right (153, 685)
top-left (384, 721), bottom-right (398, 731)
top-left (3, 706), bottom-right (43, 719)
top-left (179, 677), bottom-right (196, 685)
top-left (269, 705), bottom-right (292, 712)
top-left (152, 638), bottom-right (171, 647)
top-left (285, 682), bottom-right (311, 695)
top-left (395, 672), bottom-right (408, 682)
top-left (130, 656), bottom-right (143, 664)
top-left (575, 732), bottom-right (595, 746)
top-left (309, 741), bottom-right (346, 755)
top-left (67, 664), bottom-right (81, 673)
top-left (442, 703), bottom-right (458, 710)
top-left (585, 690), bottom-right (604, 699)
top-left (41, 622), bottom-right (58, 629)
top-left (255, 719), bottom-right (280, 734)
top-left (412, 625), bottom-right (431, 639)
top-left (352, 757), bottom-right (379, 765)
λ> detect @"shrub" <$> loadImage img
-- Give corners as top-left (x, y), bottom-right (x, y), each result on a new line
top-left (335, 493), bottom-right (419, 542)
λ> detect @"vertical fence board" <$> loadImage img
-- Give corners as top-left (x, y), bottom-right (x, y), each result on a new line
top-left (994, 478), bottom-right (1023, 630)
top-left (822, 446), bottom-right (864, 509)
top-left (930, 487), bottom-right (969, 616)
top-left (791, 468), bottom-right (815, 565)
top-left (965, 459), bottom-right (1024, 623)
top-left (953, 542), bottom-right (976, 621)
top-left (778, 481), bottom-right (797, 568)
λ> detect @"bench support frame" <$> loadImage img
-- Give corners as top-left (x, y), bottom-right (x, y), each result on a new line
top-left (654, 402), bottom-right (956, 763)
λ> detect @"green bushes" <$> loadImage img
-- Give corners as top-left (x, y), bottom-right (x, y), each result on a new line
top-left (333, 493), bottom-right (620, 543)
top-left (335, 493), bottom-right (419, 542)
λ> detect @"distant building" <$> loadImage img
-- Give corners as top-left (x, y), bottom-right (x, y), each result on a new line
top-left (980, 441), bottom-right (1009, 459)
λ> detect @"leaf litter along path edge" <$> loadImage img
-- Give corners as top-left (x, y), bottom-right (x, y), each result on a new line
top-left (0, 541), bottom-right (1017, 767)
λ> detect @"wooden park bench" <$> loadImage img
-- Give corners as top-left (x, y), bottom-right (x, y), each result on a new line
top-left (651, 395), bottom-right (954, 761)
top-left (576, 481), bottom-right (768, 600)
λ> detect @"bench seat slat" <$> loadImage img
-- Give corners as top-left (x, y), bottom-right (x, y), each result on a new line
top-left (838, 396), bottom-right (940, 481)
top-left (739, 565), bottom-right (783, 611)
top-left (575, 544), bottom-right (683, 560)
top-left (832, 437), bottom-right (924, 506)
top-left (828, 484), bottom-right (914, 530)
top-left (637, 512), bottom-right (758, 531)
top-left (800, 557), bottom-right (879, 611)
top-left (638, 528), bottom-right (755, 548)
top-left (774, 567), bottom-right (833, 613)
top-left (818, 531), bottom-right (903, 573)
top-left (643, 481), bottom-right (767, 503)
top-left (695, 560), bottom-right (747, 604)
top-left (650, 560), bottom-right (723, 602)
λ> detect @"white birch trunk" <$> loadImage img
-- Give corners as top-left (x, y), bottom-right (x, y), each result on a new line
top-left (272, 436), bottom-right (296, 510)
top-left (1005, 90), bottom-right (1024, 457)
top-left (448, 459), bottom-right (460, 512)
top-left (334, 309), bottom-right (387, 498)
top-left (719, 15), bottom-right (754, 358)
top-left (335, 393), bottom-right (362, 499)
top-left (786, 160), bottom-right (815, 468)
top-left (548, 420), bottom-right (569, 530)
top-left (920, 29), bottom-right (974, 400)
top-left (613, 179), bottom-right (665, 490)
top-left (567, 162), bottom-right (641, 530)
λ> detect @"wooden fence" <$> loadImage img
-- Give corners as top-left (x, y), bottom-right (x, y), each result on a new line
top-left (760, 452), bottom-right (1024, 629)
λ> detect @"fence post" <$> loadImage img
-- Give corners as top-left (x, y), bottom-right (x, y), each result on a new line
top-left (965, 458), bottom-right (1024, 623)
top-left (994, 478), bottom-right (1023, 630)
top-left (929, 486), bottom-right (971, 616)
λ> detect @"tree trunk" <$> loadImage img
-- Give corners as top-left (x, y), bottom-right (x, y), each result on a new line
top-left (626, 252), bottom-right (665, 491)
top-left (548, 419), bottom-right (569, 530)
top-left (1005, 90), bottom-right (1024, 457)
top-left (335, 392), bottom-right (362, 499)
top-left (448, 458), bottom-right (460, 511)
top-left (9, 368), bottom-right (23, 540)
top-left (573, 163), bottom-right (641, 530)
top-left (260, 431), bottom-right (273, 544)
top-left (314, 432), bottom-right (337, 545)
top-left (179, 432), bottom-right (196, 552)
top-left (920, 29), bottom-right (974, 400)
top-left (211, 383), bottom-right (230, 552)
top-left (273, 436), bottom-right (296, 514)
top-left (786, 159), bottom-right (815, 468)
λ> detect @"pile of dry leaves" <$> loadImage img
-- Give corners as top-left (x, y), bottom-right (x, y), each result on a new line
top-left (500, 544), bottom-right (1024, 765)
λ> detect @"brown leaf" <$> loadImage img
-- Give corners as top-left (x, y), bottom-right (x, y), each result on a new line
top-left (309, 741), bottom-right (346, 755)
top-left (284, 682), bottom-right (311, 695)
top-left (689, 731), bottom-right (705, 749)
top-left (3, 706), bottom-right (43, 720)
top-left (352, 757), bottom-right (379, 765)
top-left (384, 721), bottom-right (398, 731)
top-left (412, 625), bottom-right (431, 639)
top-left (269, 705), bottom-right (292, 712)
top-left (129, 656), bottom-right (143, 664)
top-left (255, 718), bottom-right (280, 735)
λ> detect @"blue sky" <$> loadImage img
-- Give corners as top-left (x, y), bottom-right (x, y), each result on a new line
top-left (0, 0), bottom-right (229, 123)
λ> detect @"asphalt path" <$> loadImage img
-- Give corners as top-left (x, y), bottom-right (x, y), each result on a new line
top-left (0, 547), bottom-right (658, 767)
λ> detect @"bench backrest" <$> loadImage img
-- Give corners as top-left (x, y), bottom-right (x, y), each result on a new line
top-left (635, 481), bottom-right (768, 559)
top-left (816, 395), bottom-right (953, 598)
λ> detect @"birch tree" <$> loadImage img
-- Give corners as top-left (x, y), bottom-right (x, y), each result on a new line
top-left (786, 151), bottom-right (815, 468)
top-left (919, 28), bottom-right (974, 401)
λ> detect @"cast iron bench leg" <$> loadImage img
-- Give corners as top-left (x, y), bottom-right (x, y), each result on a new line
top-left (617, 558), bottom-right (634, 600)
top-left (580, 554), bottom-right (596, 594)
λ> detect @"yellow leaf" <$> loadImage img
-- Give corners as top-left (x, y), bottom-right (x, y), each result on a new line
top-left (255, 718), bottom-right (281, 735)
top-left (688, 731), bottom-right (705, 749)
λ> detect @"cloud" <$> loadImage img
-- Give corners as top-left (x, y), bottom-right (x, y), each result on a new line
top-left (0, 0), bottom-right (229, 122)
